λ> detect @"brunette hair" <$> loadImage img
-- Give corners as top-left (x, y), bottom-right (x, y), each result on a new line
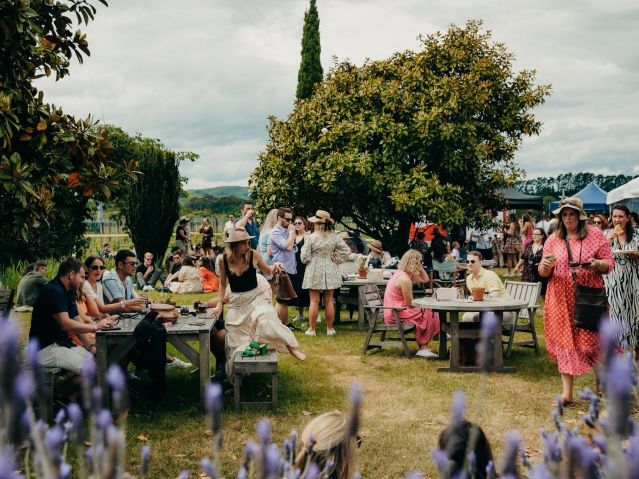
top-left (532, 228), bottom-right (547, 244)
top-left (593, 213), bottom-right (609, 230)
top-left (438, 420), bottom-right (493, 479)
top-left (611, 204), bottom-right (635, 240)
top-left (555, 212), bottom-right (589, 240)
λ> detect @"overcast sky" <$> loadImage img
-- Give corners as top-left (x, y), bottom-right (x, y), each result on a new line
top-left (38, 0), bottom-right (639, 189)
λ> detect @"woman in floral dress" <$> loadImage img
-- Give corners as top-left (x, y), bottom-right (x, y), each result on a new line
top-left (539, 197), bottom-right (614, 406)
top-left (301, 210), bottom-right (351, 337)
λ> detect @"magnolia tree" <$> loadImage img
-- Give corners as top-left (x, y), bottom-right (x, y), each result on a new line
top-left (251, 20), bottom-right (551, 254)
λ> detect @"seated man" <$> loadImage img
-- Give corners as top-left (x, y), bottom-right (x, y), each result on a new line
top-left (163, 249), bottom-right (184, 288)
top-left (15, 260), bottom-right (49, 309)
top-left (462, 251), bottom-right (514, 323)
top-left (28, 257), bottom-right (114, 374)
top-left (135, 252), bottom-right (164, 291)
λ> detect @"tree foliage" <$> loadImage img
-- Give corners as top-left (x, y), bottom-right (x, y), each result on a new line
top-left (0, 0), bottom-right (137, 263)
top-left (295, 0), bottom-right (323, 100)
top-left (109, 126), bottom-right (197, 261)
top-left (517, 172), bottom-right (636, 198)
top-left (251, 20), bottom-right (551, 254)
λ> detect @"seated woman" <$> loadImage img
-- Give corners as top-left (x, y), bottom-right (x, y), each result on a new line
top-left (366, 240), bottom-right (392, 269)
top-left (198, 256), bottom-right (219, 292)
top-left (383, 249), bottom-right (440, 358)
top-left (168, 255), bottom-right (203, 294)
top-left (212, 227), bottom-right (305, 378)
top-left (294, 411), bottom-right (359, 479)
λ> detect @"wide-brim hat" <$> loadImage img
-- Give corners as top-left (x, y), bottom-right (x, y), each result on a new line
top-left (368, 240), bottom-right (383, 253)
top-left (308, 210), bottom-right (335, 224)
top-left (179, 216), bottom-right (191, 223)
top-left (225, 226), bottom-right (255, 243)
top-left (552, 197), bottom-right (588, 220)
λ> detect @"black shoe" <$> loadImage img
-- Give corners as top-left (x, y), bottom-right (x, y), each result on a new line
top-left (286, 323), bottom-right (297, 332)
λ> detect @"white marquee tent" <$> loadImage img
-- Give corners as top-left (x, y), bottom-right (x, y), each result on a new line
top-left (607, 177), bottom-right (639, 206)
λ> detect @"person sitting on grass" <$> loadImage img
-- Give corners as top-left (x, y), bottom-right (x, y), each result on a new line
top-left (437, 420), bottom-right (494, 479)
top-left (198, 256), bottom-right (219, 293)
top-left (383, 249), bottom-right (440, 358)
top-left (135, 252), bottom-right (164, 291)
top-left (15, 260), bottom-right (49, 309)
top-left (168, 255), bottom-right (203, 294)
top-left (162, 249), bottom-right (184, 290)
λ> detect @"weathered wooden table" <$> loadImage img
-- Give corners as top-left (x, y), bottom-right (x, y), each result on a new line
top-left (338, 278), bottom-right (389, 330)
top-left (412, 297), bottom-right (529, 373)
top-left (95, 313), bottom-right (216, 406)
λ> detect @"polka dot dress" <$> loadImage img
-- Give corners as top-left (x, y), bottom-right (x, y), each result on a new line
top-left (540, 227), bottom-right (614, 376)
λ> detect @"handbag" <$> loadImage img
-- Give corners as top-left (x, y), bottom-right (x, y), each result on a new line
top-left (564, 238), bottom-right (608, 331)
top-left (274, 270), bottom-right (298, 301)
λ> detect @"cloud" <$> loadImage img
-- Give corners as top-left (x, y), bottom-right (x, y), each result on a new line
top-left (36, 0), bottom-right (639, 188)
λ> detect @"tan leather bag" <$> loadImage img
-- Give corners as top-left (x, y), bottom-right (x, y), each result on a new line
top-left (274, 271), bottom-right (297, 301)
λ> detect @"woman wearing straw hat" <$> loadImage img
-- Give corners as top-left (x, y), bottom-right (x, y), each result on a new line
top-left (212, 227), bottom-right (306, 377)
top-left (301, 210), bottom-right (351, 336)
top-left (366, 240), bottom-right (392, 269)
top-left (539, 197), bottom-right (614, 406)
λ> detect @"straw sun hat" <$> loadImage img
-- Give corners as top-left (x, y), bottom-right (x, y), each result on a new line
top-left (308, 210), bottom-right (335, 224)
top-left (224, 227), bottom-right (255, 243)
top-left (368, 240), bottom-right (383, 254)
top-left (551, 197), bottom-right (588, 221)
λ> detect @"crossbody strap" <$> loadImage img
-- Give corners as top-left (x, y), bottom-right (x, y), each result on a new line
top-left (563, 237), bottom-right (582, 283)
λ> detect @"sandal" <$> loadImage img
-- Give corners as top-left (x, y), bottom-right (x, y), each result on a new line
top-left (241, 348), bottom-right (256, 358)
top-left (249, 341), bottom-right (268, 356)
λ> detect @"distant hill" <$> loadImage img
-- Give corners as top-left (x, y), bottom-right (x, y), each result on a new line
top-left (186, 186), bottom-right (249, 199)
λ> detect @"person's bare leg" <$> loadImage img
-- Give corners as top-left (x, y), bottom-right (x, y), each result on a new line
top-left (287, 345), bottom-right (306, 360)
top-left (324, 290), bottom-right (335, 330)
top-left (308, 290), bottom-right (320, 332)
top-left (560, 373), bottom-right (574, 404)
top-left (277, 302), bottom-right (289, 325)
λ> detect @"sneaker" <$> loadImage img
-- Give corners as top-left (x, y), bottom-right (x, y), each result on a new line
top-left (142, 285), bottom-right (155, 292)
top-left (167, 358), bottom-right (192, 369)
top-left (305, 329), bottom-right (316, 337)
top-left (286, 323), bottom-right (297, 332)
top-left (317, 315), bottom-right (322, 323)
top-left (415, 348), bottom-right (438, 358)
top-left (326, 328), bottom-right (336, 336)
top-left (291, 315), bottom-right (304, 323)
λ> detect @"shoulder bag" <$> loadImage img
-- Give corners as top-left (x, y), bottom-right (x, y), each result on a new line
top-left (274, 270), bottom-right (297, 301)
top-left (564, 238), bottom-right (608, 331)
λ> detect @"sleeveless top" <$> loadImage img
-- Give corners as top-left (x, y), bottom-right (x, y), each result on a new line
top-left (223, 250), bottom-right (258, 293)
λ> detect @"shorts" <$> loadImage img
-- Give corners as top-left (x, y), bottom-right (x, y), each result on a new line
top-left (37, 343), bottom-right (93, 374)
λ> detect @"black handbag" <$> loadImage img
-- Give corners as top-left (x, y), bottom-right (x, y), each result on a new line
top-left (273, 270), bottom-right (298, 301)
top-left (564, 238), bottom-right (608, 331)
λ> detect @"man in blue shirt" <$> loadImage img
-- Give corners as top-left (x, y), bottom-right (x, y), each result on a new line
top-left (235, 201), bottom-right (260, 249)
top-left (270, 207), bottom-right (297, 329)
top-left (29, 257), bottom-right (114, 374)
top-left (101, 250), bottom-right (146, 312)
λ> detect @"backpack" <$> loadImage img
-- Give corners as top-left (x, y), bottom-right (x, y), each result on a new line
top-left (134, 312), bottom-right (167, 398)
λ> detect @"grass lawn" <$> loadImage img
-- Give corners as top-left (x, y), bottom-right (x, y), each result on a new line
top-left (13, 271), bottom-right (601, 478)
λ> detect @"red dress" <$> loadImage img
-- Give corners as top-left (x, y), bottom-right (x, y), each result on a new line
top-left (383, 270), bottom-right (440, 347)
top-left (540, 227), bottom-right (614, 375)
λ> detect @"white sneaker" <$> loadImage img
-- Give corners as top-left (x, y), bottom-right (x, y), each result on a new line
top-left (415, 348), bottom-right (438, 358)
top-left (291, 315), bottom-right (304, 323)
top-left (167, 358), bottom-right (192, 369)
top-left (305, 329), bottom-right (316, 337)
top-left (143, 285), bottom-right (155, 292)
top-left (326, 328), bottom-right (336, 336)
top-left (317, 315), bottom-right (322, 323)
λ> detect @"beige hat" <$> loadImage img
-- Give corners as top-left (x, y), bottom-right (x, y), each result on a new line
top-left (368, 240), bottom-right (383, 254)
top-left (225, 226), bottom-right (255, 243)
top-left (179, 216), bottom-right (191, 223)
top-left (308, 210), bottom-right (335, 224)
top-left (552, 197), bottom-right (588, 221)
top-left (337, 231), bottom-right (351, 240)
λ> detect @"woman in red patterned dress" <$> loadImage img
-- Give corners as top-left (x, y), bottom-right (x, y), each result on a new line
top-left (539, 197), bottom-right (614, 406)
top-left (383, 249), bottom-right (440, 358)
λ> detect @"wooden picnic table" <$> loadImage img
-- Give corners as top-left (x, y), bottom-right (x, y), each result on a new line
top-left (95, 311), bottom-right (216, 407)
top-left (412, 296), bottom-right (529, 373)
top-left (338, 278), bottom-right (390, 330)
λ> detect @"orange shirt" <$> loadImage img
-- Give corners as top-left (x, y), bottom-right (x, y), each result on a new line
top-left (199, 267), bottom-right (219, 292)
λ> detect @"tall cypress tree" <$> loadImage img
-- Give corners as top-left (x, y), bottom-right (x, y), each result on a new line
top-left (296, 0), bottom-right (323, 100)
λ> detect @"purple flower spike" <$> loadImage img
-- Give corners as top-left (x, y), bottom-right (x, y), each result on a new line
top-left (81, 356), bottom-right (96, 383)
top-left (257, 418), bottom-right (271, 444)
top-left (265, 443), bottom-right (282, 475)
top-left (24, 338), bottom-right (40, 367)
top-left (140, 445), bottom-right (151, 475)
top-left (55, 408), bottom-right (66, 425)
top-left (605, 353), bottom-right (636, 437)
top-left (451, 390), bottom-right (466, 424)
top-left (107, 364), bottom-right (126, 392)
top-left (205, 382), bottom-right (223, 434)
top-left (97, 409), bottom-right (112, 430)
top-left (501, 430), bottom-right (521, 477)
top-left (178, 470), bottom-right (189, 479)
top-left (353, 473), bottom-right (361, 479)
top-left (540, 430), bottom-right (562, 463)
top-left (44, 426), bottom-right (64, 462)
top-left (478, 313), bottom-right (498, 371)
top-left (237, 466), bottom-right (248, 479)
top-left (304, 462), bottom-right (320, 479)
top-left (66, 403), bottom-right (84, 442)
top-left (15, 371), bottom-right (36, 402)
top-left (431, 449), bottom-right (450, 474)
top-left (528, 463), bottom-right (553, 479)
top-left (404, 471), bottom-right (424, 479)
top-left (0, 445), bottom-right (19, 478)
top-left (348, 382), bottom-right (362, 438)
top-left (599, 319), bottom-right (619, 369)
top-left (60, 462), bottom-right (72, 479)
top-left (201, 458), bottom-right (219, 479)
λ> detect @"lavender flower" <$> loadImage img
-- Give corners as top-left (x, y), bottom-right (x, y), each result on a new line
top-left (604, 353), bottom-right (636, 437)
top-left (528, 463), bottom-right (553, 479)
top-left (540, 430), bottom-right (562, 463)
top-left (44, 425), bottom-right (64, 465)
top-left (348, 382), bottom-right (362, 438)
top-left (237, 466), bottom-right (248, 479)
top-left (66, 402), bottom-right (84, 442)
top-left (598, 318), bottom-right (618, 370)
top-left (451, 390), bottom-right (466, 425)
top-left (201, 457), bottom-right (219, 478)
top-left (59, 462), bottom-right (72, 479)
top-left (14, 370), bottom-right (36, 402)
top-left (178, 470), bottom-right (190, 479)
top-left (486, 460), bottom-right (496, 479)
top-left (0, 320), bottom-right (20, 399)
top-left (205, 382), bottom-right (223, 434)
top-left (477, 312), bottom-right (498, 371)
top-left (140, 445), bottom-right (151, 476)
top-left (96, 409), bottom-right (112, 430)
top-left (304, 462), bottom-right (320, 479)
top-left (265, 443), bottom-right (283, 476)
top-left (431, 448), bottom-right (450, 476)
top-left (107, 364), bottom-right (126, 392)
top-left (0, 445), bottom-right (20, 479)
top-left (500, 430), bottom-right (520, 478)
top-left (24, 338), bottom-right (40, 368)
top-left (404, 472), bottom-right (423, 479)
top-left (257, 419), bottom-right (272, 444)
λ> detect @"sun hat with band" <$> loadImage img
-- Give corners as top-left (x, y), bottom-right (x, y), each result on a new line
top-left (368, 240), bottom-right (383, 254)
top-left (552, 197), bottom-right (588, 221)
top-left (308, 210), bottom-right (335, 224)
top-left (225, 226), bottom-right (255, 243)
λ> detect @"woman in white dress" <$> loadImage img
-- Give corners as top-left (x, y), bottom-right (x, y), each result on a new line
top-left (212, 227), bottom-right (305, 378)
top-left (301, 210), bottom-right (351, 337)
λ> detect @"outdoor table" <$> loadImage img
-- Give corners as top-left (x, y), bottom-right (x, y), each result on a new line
top-left (95, 311), bottom-right (216, 407)
top-left (412, 296), bottom-right (529, 373)
top-left (339, 278), bottom-right (389, 330)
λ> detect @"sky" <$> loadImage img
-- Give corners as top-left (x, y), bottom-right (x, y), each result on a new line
top-left (37, 0), bottom-right (639, 189)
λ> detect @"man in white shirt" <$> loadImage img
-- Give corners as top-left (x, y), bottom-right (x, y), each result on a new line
top-left (223, 214), bottom-right (236, 239)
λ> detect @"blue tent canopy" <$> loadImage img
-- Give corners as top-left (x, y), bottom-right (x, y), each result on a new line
top-left (550, 181), bottom-right (608, 212)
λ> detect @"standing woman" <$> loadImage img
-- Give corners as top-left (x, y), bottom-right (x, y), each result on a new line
top-left (212, 227), bottom-right (305, 377)
top-left (301, 210), bottom-right (351, 336)
top-left (603, 204), bottom-right (639, 353)
top-left (292, 216), bottom-right (310, 322)
top-left (503, 213), bottom-right (522, 276)
top-left (515, 228), bottom-right (548, 294)
top-left (521, 213), bottom-right (534, 250)
top-left (199, 218), bottom-right (214, 257)
top-left (258, 208), bottom-right (279, 289)
top-left (592, 214), bottom-right (609, 231)
top-left (539, 197), bottom-right (614, 405)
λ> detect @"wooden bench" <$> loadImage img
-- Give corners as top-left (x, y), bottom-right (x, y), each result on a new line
top-left (23, 365), bottom-right (64, 421)
top-left (233, 350), bottom-right (278, 410)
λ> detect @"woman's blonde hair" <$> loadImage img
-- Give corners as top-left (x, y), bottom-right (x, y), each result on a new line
top-left (224, 240), bottom-right (251, 274)
top-left (260, 208), bottom-right (279, 233)
top-left (398, 249), bottom-right (424, 275)
top-left (294, 411), bottom-right (359, 479)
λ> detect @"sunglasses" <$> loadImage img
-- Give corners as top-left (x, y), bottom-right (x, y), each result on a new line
top-left (593, 220), bottom-right (602, 224)
top-left (294, 221), bottom-right (303, 225)
top-left (125, 261), bottom-right (138, 266)
top-left (467, 259), bottom-right (478, 264)
top-left (90, 265), bottom-right (107, 270)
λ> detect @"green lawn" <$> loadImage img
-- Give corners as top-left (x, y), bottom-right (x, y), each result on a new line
top-left (13, 273), bottom-right (600, 478)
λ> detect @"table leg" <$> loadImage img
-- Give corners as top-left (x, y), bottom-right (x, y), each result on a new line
top-left (494, 311), bottom-right (504, 368)
top-left (199, 332), bottom-right (211, 405)
top-left (357, 286), bottom-right (365, 330)
top-left (95, 334), bottom-right (108, 406)
top-left (449, 311), bottom-right (460, 368)
top-left (438, 311), bottom-right (448, 358)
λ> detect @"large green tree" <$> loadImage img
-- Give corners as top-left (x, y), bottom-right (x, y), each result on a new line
top-left (109, 127), bottom-right (196, 262)
top-left (251, 21), bottom-right (551, 254)
top-left (0, 0), bottom-right (135, 263)
top-left (295, 0), bottom-right (323, 100)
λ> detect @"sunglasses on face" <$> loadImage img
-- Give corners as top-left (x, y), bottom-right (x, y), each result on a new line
top-left (294, 221), bottom-right (303, 225)
top-left (593, 220), bottom-right (602, 224)
top-left (467, 259), bottom-right (478, 264)
top-left (125, 261), bottom-right (137, 266)
top-left (90, 265), bottom-right (107, 270)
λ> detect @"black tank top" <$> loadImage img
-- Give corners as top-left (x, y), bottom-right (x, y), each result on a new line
top-left (223, 251), bottom-right (258, 293)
